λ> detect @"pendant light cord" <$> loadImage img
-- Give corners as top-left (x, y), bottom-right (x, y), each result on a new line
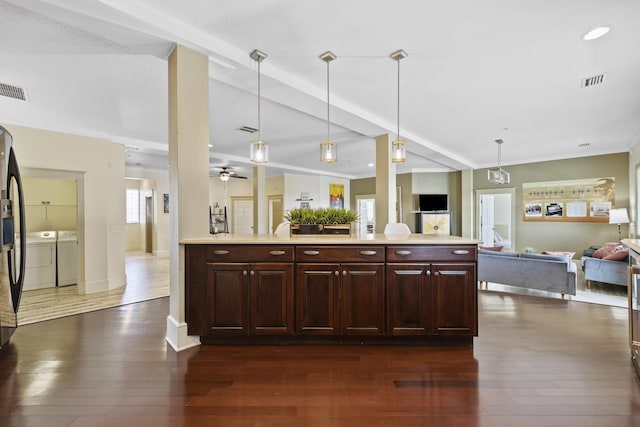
top-left (396, 58), bottom-right (400, 141)
top-left (257, 59), bottom-right (261, 141)
top-left (326, 59), bottom-right (330, 141)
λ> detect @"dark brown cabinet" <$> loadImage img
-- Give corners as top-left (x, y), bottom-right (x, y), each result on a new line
top-left (430, 263), bottom-right (476, 335)
top-left (386, 263), bottom-right (430, 335)
top-left (186, 242), bottom-right (477, 344)
top-left (206, 262), bottom-right (294, 335)
top-left (186, 245), bottom-right (294, 337)
top-left (386, 245), bottom-right (477, 336)
top-left (296, 262), bottom-right (385, 335)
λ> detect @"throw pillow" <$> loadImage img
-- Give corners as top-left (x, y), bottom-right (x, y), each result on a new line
top-left (543, 250), bottom-right (576, 259)
top-left (592, 242), bottom-right (622, 259)
top-left (603, 246), bottom-right (628, 261)
top-left (480, 245), bottom-right (503, 251)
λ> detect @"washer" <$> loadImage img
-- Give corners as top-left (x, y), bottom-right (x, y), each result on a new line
top-left (18, 231), bottom-right (57, 291)
top-left (57, 230), bottom-right (77, 286)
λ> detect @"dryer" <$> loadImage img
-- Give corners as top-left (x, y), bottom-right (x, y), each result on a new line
top-left (18, 231), bottom-right (57, 291)
top-left (57, 230), bottom-right (77, 286)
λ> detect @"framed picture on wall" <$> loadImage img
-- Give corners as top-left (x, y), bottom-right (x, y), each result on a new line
top-left (420, 212), bottom-right (451, 235)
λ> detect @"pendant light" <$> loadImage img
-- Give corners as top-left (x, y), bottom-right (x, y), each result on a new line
top-left (390, 49), bottom-right (407, 163)
top-left (487, 139), bottom-right (511, 184)
top-left (249, 49), bottom-right (268, 163)
top-left (320, 51), bottom-right (337, 163)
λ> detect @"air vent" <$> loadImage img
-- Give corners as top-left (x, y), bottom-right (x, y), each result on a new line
top-left (236, 125), bottom-right (258, 133)
top-left (581, 73), bottom-right (606, 88)
top-left (0, 82), bottom-right (27, 101)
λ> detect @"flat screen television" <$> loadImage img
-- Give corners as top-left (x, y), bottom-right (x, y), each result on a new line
top-left (419, 194), bottom-right (448, 212)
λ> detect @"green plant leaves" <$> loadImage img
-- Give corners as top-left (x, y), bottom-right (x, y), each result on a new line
top-left (283, 207), bottom-right (358, 225)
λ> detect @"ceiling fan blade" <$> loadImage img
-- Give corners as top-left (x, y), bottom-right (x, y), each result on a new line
top-left (230, 174), bottom-right (248, 179)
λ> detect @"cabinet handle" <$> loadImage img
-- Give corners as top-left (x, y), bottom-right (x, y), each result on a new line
top-left (213, 250), bottom-right (230, 255)
top-left (395, 250), bottom-right (412, 256)
top-left (452, 250), bottom-right (469, 255)
top-left (342, 270), bottom-right (347, 276)
top-left (250, 271), bottom-right (255, 276)
top-left (334, 271), bottom-right (339, 276)
top-left (360, 250), bottom-right (377, 256)
top-left (433, 271), bottom-right (440, 276)
top-left (243, 270), bottom-right (248, 276)
top-left (426, 270), bottom-right (431, 276)
top-left (304, 250), bottom-right (320, 256)
top-left (269, 250), bottom-right (286, 256)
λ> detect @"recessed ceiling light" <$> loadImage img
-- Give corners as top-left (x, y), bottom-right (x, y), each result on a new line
top-left (582, 26), bottom-right (610, 41)
top-left (368, 163), bottom-right (375, 167)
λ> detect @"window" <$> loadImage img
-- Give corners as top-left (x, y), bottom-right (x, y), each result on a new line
top-left (126, 188), bottom-right (140, 224)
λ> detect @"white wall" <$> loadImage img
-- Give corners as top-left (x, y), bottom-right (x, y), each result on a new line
top-left (284, 174), bottom-right (350, 212)
top-left (8, 124), bottom-right (126, 294)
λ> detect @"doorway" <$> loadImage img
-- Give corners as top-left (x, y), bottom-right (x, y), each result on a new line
top-left (475, 188), bottom-right (516, 250)
top-left (355, 195), bottom-right (375, 234)
top-left (269, 196), bottom-right (284, 234)
top-left (145, 196), bottom-right (153, 253)
top-left (232, 198), bottom-right (254, 234)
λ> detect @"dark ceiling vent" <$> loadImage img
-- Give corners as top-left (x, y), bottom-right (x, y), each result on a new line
top-left (0, 82), bottom-right (27, 101)
top-left (236, 125), bottom-right (258, 133)
top-left (581, 73), bottom-right (606, 88)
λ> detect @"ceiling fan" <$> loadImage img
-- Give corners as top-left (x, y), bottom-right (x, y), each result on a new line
top-left (216, 166), bottom-right (247, 182)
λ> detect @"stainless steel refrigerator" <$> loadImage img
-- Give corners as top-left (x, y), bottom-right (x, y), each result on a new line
top-left (0, 125), bottom-right (26, 350)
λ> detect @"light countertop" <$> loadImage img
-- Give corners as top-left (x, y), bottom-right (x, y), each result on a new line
top-left (181, 233), bottom-right (481, 245)
top-left (623, 239), bottom-right (640, 255)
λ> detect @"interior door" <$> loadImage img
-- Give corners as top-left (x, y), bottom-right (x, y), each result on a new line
top-left (233, 199), bottom-right (254, 234)
top-left (480, 195), bottom-right (495, 246)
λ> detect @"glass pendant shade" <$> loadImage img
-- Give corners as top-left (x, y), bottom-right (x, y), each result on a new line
top-left (391, 139), bottom-right (406, 163)
top-left (320, 140), bottom-right (337, 163)
top-left (250, 140), bottom-right (268, 163)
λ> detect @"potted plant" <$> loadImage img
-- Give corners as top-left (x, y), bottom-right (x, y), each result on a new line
top-left (284, 207), bottom-right (358, 235)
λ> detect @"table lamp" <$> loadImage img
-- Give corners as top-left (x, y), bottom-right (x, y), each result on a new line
top-left (609, 208), bottom-right (629, 242)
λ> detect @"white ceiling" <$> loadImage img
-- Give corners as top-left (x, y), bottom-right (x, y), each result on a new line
top-left (1, 0), bottom-right (639, 180)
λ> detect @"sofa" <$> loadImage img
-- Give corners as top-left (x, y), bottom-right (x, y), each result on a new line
top-left (580, 256), bottom-right (628, 287)
top-left (478, 249), bottom-right (577, 297)
top-left (580, 243), bottom-right (629, 288)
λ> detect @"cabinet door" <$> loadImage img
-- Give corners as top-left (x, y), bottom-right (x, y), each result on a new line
top-left (430, 263), bottom-right (477, 335)
top-left (340, 263), bottom-right (385, 335)
top-left (296, 263), bottom-right (340, 335)
top-left (206, 263), bottom-right (249, 335)
top-left (249, 263), bottom-right (294, 335)
top-left (386, 264), bottom-right (430, 335)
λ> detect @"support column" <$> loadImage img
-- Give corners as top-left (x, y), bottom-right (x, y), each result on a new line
top-left (253, 165), bottom-right (268, 234)
top-left (166, 45), bottom-right (210, 351)
top-left (461, 169), bottom-right (474, 238)
top-left (375, 134), bottom-right (397, 232)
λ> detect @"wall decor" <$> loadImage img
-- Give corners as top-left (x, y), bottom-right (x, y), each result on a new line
top-left (522, 177), bottom-right (615, 222)
top-left (420, 212), bottom-right (451, 235)
top-left (329, 183), bottom-right (344, 208)
top-left (163, 193), bottom-right (169, 214)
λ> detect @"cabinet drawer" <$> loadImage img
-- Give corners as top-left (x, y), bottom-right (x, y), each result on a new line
top-left (386, 245), bottom-right (476, 262)
top-left (296, 246), bottom-right (385, 262)
top-left (206, 245), bottom-right (294, 262)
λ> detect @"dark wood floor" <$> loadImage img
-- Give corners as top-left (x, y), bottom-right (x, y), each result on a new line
top-left (1, 290), bottom-right (640, 426)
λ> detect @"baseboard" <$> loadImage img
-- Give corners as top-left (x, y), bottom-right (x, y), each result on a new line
top-left (165, 315), bottom-right (200, 352)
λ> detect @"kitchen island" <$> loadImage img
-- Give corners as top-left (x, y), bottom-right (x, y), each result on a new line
top-left (182, 233), bottom-right (480, 345)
